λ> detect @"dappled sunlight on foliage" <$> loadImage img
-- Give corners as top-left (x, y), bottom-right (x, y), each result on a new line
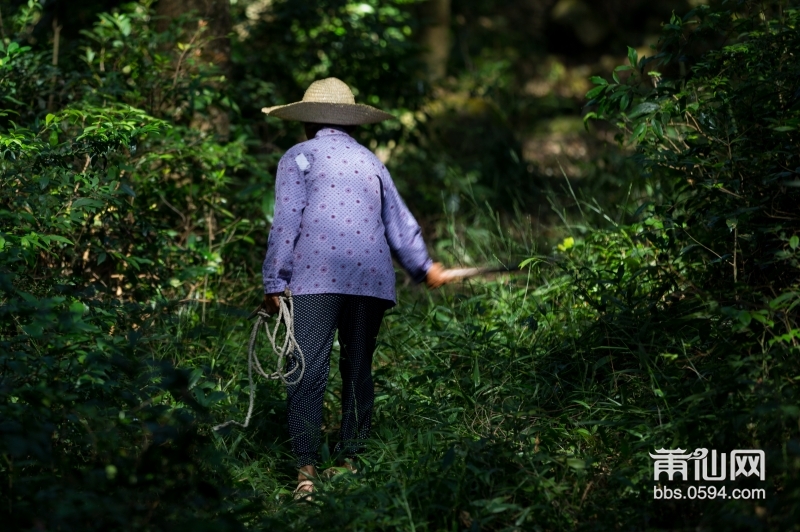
top-left (1, 0), bottom-right (798, 530)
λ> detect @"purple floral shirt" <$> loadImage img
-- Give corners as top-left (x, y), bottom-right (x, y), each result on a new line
top-left (262, 126), bottom-right (433, 306)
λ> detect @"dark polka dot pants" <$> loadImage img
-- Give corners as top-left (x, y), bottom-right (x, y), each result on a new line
top-left (285, 293), bottom-right (389, 468)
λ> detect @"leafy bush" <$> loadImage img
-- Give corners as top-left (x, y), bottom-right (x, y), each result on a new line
top-left (1, 3), bottom-right (254, 529)
top-left (2, 0), bottom-right (798, 530)
top-left (579, 0), bottom-right (800, 527)
top-left (222, 2), bottom-right (800, 529)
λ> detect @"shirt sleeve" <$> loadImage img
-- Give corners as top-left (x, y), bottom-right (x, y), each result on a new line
top-left (262, 151), bottom-right (308, 294)
top-left (379, 164), bottom-right (433, 283)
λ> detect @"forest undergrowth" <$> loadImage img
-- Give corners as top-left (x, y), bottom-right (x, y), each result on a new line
top-left (1, 1), bottom-right (799, 531)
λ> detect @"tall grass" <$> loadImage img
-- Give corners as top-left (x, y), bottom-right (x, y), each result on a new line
top-left (179, 184), bottom-right (797, 531)
top-left (4, 3), bottom-right (797, 529)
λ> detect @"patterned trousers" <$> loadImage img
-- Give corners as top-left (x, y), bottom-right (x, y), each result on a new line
top-left (285, 293), bottom-right (389, 468)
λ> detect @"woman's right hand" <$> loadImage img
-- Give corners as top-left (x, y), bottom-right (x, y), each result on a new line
top-left (262, 293), bottom-right (282, 315)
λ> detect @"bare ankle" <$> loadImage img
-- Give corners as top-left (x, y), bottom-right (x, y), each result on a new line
top-left (298, 464), bottom-right (317, 481)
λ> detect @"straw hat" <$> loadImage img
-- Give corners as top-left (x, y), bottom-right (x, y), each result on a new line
top-left (261, 77), bottom-right (394, 125)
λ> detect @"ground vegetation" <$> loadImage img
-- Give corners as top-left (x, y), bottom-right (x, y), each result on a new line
top-left (1, 0), bottom-right (798, 530)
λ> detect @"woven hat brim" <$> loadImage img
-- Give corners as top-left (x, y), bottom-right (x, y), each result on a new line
top-left (261, 101), bottom-right (394, 125)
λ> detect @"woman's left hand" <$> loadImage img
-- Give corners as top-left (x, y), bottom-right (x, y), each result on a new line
top-left (425, 262), bottom-right (449, 289)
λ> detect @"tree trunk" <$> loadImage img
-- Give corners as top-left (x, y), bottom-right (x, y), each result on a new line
top-left (418, 0), bottom-right (451, 82)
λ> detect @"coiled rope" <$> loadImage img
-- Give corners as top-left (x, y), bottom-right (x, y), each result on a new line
top-left (213, 290), bottom-right (305, 431)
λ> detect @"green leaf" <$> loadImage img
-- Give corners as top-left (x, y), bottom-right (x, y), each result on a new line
top-left (627, 46), bottom-right (638, 67)
top-left (69, 301), bottom-right (87, 314)
top-left (566, 458), bottom-right (585, 470)
top-left (585, 85), bottom-right (606, 100)
top-left (116, 15), bottom-right (132, 37)
top-left (652, 119), bottom-right (664, 138)
top-left (519, 257), bottom-right (543, 269)
top-left (790, 236), bottom-right (799, 250)
top-left (47, 235), bottom-right (73, 245)
top-left (738, 311), bottom-right (752, 327)
top-left (557, 237), bottom-right (574, 251)
top-left (45, 113), bottom-right (56, 126)
top-left (118, 183), bottom-right (136, 197)
top-left (72, 198), bottom-right (105, 210)
top-left (769, 292), bottom-right (798, 310)
top-left (631, 122), bottom-right (647, 142)
top-left (589, 76), bottom-right (608, 86)
top-left (620, 93), bottom-right (630, 111)
top-left (593, 356), bottom-right (611, 371)
top-left (750, 311), bottom-right (773, 327)
top-left (628, 102), bottom-right (659, 118)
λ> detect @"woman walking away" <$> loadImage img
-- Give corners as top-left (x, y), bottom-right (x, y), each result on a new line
top-left (260, 78), bottom-right (454, 498)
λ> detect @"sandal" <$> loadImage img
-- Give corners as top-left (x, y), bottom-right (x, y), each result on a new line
top-left (340, 459), bottom-right (358, 474)
top-left (293, 465), bottom-right (317, 500)
top-left (321, 459), bottom-right (358, 479)
top-left (321, 467), bottom-right (342, 480)
top-left (293, 479), bottom-right (315, 500)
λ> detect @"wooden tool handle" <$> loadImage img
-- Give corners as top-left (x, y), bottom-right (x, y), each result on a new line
top-left (440, 265), bottom-right (521, 283)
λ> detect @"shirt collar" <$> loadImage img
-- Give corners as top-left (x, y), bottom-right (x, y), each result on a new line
top-left (314, 126), bottom-right (352, 139)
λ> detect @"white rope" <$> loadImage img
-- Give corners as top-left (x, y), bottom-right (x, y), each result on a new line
top-left (213, 290), bottom-right (305, 431)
